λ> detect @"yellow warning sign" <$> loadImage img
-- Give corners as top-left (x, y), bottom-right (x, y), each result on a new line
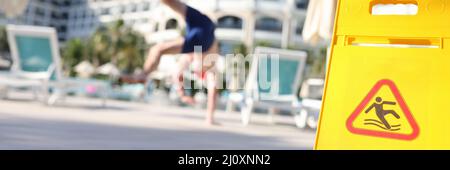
top-left (315, 0), bottom-right (450, 149)
top-left (346, 79), bottom-right (419, 140)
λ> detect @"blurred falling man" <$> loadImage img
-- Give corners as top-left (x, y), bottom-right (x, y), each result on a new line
top-left (122, 0), bottom-right (220, 125)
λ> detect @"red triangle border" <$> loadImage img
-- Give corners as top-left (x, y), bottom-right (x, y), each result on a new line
top-left (346, 79), bottom-right (420, 140)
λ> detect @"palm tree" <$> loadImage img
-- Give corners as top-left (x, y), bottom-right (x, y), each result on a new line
top-left (105, 19), bottom-right (147, 74)
top-left (116, 27), bottom-right (147, 74)
top-left (108, 19), bottom-right (125, 65)
top-left (61, 19), bottom-right (148, 77)
top-left (90, 26), bottom-right (111, 67)
top-left (61, 38), bottom-right (85, 76)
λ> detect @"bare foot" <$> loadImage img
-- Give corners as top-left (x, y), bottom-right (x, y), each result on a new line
top-left (206, 119), bottom-right (220, 126)
top-left (180, 96), bottom-right (196, 105)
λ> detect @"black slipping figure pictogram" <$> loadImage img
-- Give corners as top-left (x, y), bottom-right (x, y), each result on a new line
top-left (364, 97), bottom-right (401, 131)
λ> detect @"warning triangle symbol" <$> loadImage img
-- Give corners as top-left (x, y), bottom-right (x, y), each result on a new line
top-left (346, 79), bottom-right (420, 140)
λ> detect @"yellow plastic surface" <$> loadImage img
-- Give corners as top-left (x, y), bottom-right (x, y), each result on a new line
top-left (315, 0), bottom-right (450, 150)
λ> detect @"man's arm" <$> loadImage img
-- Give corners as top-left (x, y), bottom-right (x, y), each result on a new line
top-left (205, 71), bottom-right (217, 124)
top-left (173, 55), bottom-right (196, 105)
top-left (383, 101), bottom-right (396, 105)
top-left (175, 74), bottom-right (196, 105)
top-left (365, 104), bottom-right (375, 113)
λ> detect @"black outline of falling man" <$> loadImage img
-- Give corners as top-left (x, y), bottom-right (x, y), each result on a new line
top-left (365, 97), bottom-right (400, 129)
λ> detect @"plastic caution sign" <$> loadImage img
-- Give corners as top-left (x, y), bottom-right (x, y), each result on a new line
top-left (315, 0), bottom-right (450, 149)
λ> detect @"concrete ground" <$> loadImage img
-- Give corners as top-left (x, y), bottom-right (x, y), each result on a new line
top-left (0, 92), bottom-right (316, 150)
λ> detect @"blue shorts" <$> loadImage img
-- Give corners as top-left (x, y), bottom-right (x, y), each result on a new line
top-left (182, 6), bottom-right (216, 53)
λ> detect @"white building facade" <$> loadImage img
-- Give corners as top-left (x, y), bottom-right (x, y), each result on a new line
top-left (0, 0), bottom-right (71, 41)
top-left (0, 0), bottom-right (309, 49)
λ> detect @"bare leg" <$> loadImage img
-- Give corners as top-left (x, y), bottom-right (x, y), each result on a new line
top-left (173, 53), bottom-right (196, 105)
top-left (384, 110), bottom-right (400, 119)
top-left (143, 38), bottom-right (184, 76)
top-left (377, 114), bottom-right (391, 129)
top-left (121, 38), bottom-right (184, 84)
top-left (204, 41), bottom-right (219, 125)
top-left (206, 71), bottom-right (218, 125)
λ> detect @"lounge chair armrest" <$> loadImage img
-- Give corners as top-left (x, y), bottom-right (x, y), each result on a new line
top-left (45, 63), bottom-right (56, 80)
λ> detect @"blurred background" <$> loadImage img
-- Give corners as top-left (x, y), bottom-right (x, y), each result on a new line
top-left (0, 0), bottom-right (334, 149)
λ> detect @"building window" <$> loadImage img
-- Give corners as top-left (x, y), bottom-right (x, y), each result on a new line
top-left (217, 16), bottom-right (243, 29)
top-left (153, 23), bottom-right (159, 32)
top-left (295, 0), bottom-right (309, 9)
top-left (35, 7), bottom-right (46, 17)
top-left (165, 19), bottom-right (178, 30)
top-left (120, 6), bottom-right (126, 14)
top-left (141, 18), bottom-right (148, 23)
top-left (143, 2), bottom-right (150, 11)
top-left (296, 20), bottom-right (305, 35)
top-left (255, 17), bottom-right (282, 32)
top-left (101, 8), bottom-right (110, 15)
top-left (34, 20), bottom-right (42, 26)
top-left (59, 25), bottom-right (67, 32)
top-left (218, 40), bottom-right (245, 56)
top-left (128, 4), bottom-right (137, 13)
